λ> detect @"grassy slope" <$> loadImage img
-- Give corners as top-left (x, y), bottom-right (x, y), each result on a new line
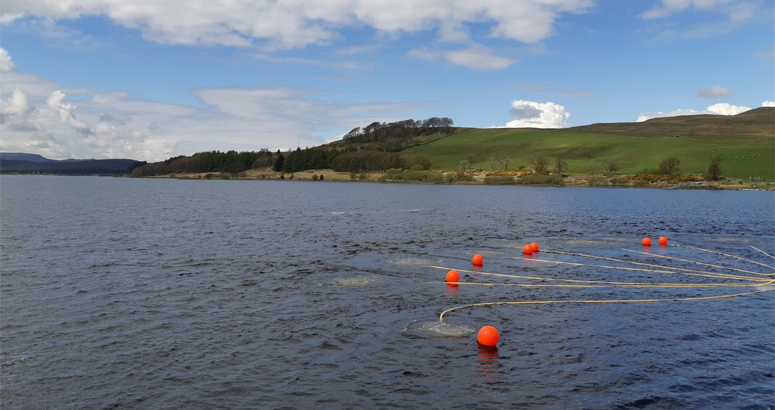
top-left (402, 108), bottom-right (774, 179)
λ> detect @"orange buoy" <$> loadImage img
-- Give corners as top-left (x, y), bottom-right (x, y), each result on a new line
top-left (530, 242), bottom-right (540, 252)
top-left (659, 236), bottom-right (668, 246)
top-left (446, 270), bottom-right (460, 283)
top-left (477, 325), bottom-right (499, 346)
top-left (522, 245), bottom-right (533, 255)
top-left (472, 254), bottom-right (483, 266)
top-left (642, 237), bottom-right (652, 246)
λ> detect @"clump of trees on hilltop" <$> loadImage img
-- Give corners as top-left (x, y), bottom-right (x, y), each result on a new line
top-left (342, 117), bottom-right (454, 150)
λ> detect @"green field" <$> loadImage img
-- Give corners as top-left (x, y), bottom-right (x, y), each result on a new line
top-left (402, 108), bottom-right (775, 180)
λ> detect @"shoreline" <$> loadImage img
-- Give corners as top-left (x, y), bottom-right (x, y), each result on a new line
top-left (140, 168), bottom-right (774, 191)
top-left (3, 169), bottom-right (772, 190)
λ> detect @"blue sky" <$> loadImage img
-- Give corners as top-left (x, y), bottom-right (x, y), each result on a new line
top-left (0, 0), bottom-right (773, 161)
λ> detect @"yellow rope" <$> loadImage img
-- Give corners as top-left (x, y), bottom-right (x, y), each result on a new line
top-left (429, 265), bottom-right (769, 287)
top-left (430, 280), bottom-right (774, 289)
top-left (512, 257), bottom-right (676, 274)
top-left (540, 250), bottom-right (769, 282)
top-left (675, 244), bottom-right (775, 271)
top-left (621, 248), bottom-right (775, 277)
top-left (438, 288), bottom-right (775, 322)
top-left (521, 256), bottom-right (765, 282)
top-left (751, 245), bottom-right (775, 261)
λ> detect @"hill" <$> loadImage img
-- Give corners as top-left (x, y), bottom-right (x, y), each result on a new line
top-left (0, 154), bottom-right (147, 175)
top-left (0, 153), bottom-right (58, 163)
top-left (401, 107), bottom-right (774, 179)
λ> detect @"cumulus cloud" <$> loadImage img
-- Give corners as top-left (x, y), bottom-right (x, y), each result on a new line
top-left (0, 47), bottom-right (15, 73)
top-left (408, 44), bottom-right (515, 70)
top-left (696, 85), bottom-right (733, 99)
top-left (0, 88), bottom-right (33, 119)
top-left (46, 90), bottom-right (89, 132)
top-left (762, 101), bottom-right (775, 107)
top-left (636, 102), bottom-right (751, 121)
top-left (1, 0), bottom-right (594, 48)
top-left (492, 100), bottom-right (570, 128)
top-left (706, 102), bottom-right (750, 115)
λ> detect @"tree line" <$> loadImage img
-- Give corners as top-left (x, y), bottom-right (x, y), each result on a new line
top-left (132, 149), bottom-right (273, 177)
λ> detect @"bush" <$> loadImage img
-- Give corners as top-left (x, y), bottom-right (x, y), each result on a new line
top-left (518, 174), bottom-right (564, 186)
top-left (659, 157), bottom-right (680, 175)
top-left (404, 154), bottom-right (432, 170)
top-left (484, 175), bottom-right (516, 185)
top-left (204, 173), bottom-right (214, 179)
top-left (705, 155), bottom-right (723, 181)
top-left (312, 174), bottom-right (319, 181)
top-left (609, 177), bottom-right (630, 186)
top-left (383, 169), bottom-right (444, 182)
top-left (587, 176), bottom-right (608, 186)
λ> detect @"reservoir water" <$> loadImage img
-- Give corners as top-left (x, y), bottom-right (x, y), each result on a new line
top-left (1, 175), bottom-right (773, 409)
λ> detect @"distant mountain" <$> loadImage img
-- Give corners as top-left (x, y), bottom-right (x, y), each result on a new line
top-left (0, 153), bottom-right (58, 163)
top-left (0, 153), bottom-right (146, 175)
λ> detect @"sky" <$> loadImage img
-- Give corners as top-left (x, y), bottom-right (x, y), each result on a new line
top-left (0, 0), bottom-right (773, 161)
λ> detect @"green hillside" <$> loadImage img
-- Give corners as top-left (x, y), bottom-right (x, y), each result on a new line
top-left (401, 108), bottom-right (775, 179)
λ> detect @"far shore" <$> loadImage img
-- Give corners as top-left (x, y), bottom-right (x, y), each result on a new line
top-left (143, 168), bottom-right (774, 191)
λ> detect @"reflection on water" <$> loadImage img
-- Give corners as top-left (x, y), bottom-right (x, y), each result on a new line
top-left (1, 176), bottom-right (773, 409)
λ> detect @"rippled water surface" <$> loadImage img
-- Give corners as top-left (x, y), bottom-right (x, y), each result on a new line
top-left (2, 176), bottom-right (774, 409)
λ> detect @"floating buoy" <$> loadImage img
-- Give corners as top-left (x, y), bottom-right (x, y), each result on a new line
top-left (522, 245), bottom-right (533, 254)
top-left (472, 254), bottom-right (483, 266)
top-left (642, 237), bottom-right (652, 246)
top-left (446, 270), bottom-right (460, 283)
top-left (477, 325), bottom-right (499, 346)
top-left (530, 242), bottom-right (540, 253)
top-left (659, 236), bottom-right (668, 246)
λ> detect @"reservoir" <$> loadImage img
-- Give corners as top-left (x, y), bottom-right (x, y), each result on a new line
top-left (1, 176), bottom-right (773, 409)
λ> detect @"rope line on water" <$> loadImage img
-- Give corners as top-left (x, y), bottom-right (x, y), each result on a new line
top-left (621, 248), bottom-right (775, 277)
top-left (523, 255), bottom-right (765, 282)
top-left (430, 265), bottom-right (688, 286)
top-left (428, 265), bottom-right (770, 287)
top-left (438, 288), bottom-right (775, 323)
top-left (674, 244), bottom-right (775, 271)
top-left (512, 258), bottom-right (676, 274)
top-left (750, 246), bottom-right (775, 261)
top-left (430, 280), bottom-right (775, 289)
top-left (540, 250), bottom-right (769, 282)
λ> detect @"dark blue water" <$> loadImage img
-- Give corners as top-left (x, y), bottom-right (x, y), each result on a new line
top-left (1, 176), bottom-right (774, 409)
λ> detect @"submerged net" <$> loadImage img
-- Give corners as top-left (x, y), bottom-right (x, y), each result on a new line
top-left (402, 321), bottom-right (476, 338)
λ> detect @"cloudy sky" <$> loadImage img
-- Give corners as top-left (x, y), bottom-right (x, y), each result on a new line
top-left (0, 0), bottom-right (773, 161)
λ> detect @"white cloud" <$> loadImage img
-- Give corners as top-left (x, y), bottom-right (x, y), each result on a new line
top-left (492, 100), bottom-right (570, 128)
top-left (46, 90), bottom-right (89, 131)
top-left (0, 88), bottom-right (33, 118)
top-left (1, 0), bottom-right (594, 48)
top-left (408, 44), bottom-right (515, 69)
top-left (636, 102), bottom-right (751, 121)
top-left (0, 47), bottom-right (15, 73)
top-left (706, 102), bottom-right (750, 115)
top-left (255, 53), bottom-right (372, 69)
top-left (696, 85), bottom-right (734, 98)
top-left (641, 0), bottom-right (742, 19)
top-left (762, 101), bottom-right (775, 107)
top-left (335, 45), bottom-right (377, 55)
top-left (641, 0), bottom-right (759, 39)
